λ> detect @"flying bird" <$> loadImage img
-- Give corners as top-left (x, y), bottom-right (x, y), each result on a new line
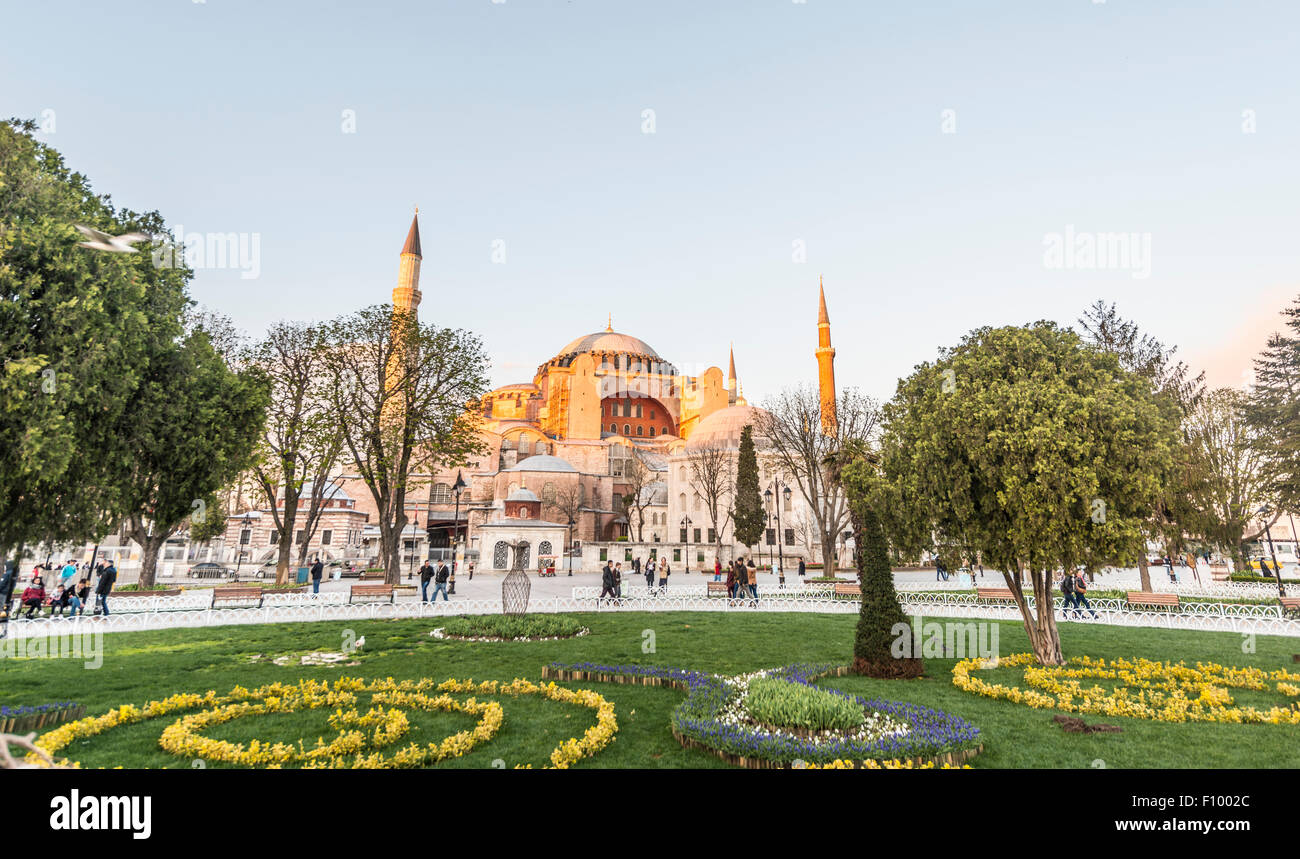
top-left (74, 225), bottom-right (152, 253)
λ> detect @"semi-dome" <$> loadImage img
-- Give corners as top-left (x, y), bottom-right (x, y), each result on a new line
top-left (556, 330), bottom-right (660, 360)
top-left (686, 405), bottom-right (771, 450)
top-left (505, 454), bottom-right (577, 473)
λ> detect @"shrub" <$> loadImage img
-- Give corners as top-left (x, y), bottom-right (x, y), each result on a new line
top-left (440, 614), bottom-right (585, 639)
top-left (744, 676), bottom-right (865, 731)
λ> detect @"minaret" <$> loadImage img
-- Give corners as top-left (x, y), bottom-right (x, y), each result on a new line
top-left (392, 209), bottom-right (422, 315)
top-left (727, 343), bottom-right (738, 403)
top-left (816, 277), bottom-right (837, 435)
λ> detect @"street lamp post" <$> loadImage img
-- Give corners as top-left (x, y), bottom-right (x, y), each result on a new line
top-left (1259, 506), bottom-right (1285, 598)
top-left (680, 515), bottom-right (692, 572)
top-left (566, 515), bottom-right (576, 576)
top-left (764, 482), bottom-right (791, 588)
top-left (408, 513), bottom-right (419, 579)
top-left (450, 471), bottom-right (467, 593)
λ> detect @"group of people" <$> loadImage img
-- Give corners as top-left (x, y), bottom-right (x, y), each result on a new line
top-left (1059, 569), bottom-right (1099, 619)
top-left (0, 558), bottom-right (118, 621)
top-left (598, 555), bottom-right (675, 603)
top-left (724, 557), bottom-right (760, 604)
top-left (417, 560), bottom-right (453, 602)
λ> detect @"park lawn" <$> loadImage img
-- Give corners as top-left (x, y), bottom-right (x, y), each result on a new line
top-left (1, 613), bottom-right (1297, 769)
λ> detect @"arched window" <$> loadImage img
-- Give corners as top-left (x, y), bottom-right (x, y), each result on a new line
top-left (610, 423), bottom-right (617, 433)
top-left (637, 426), bottom-right (644, 436)
top-left (678, 493), bottom-right (687, 510)
top-left (519, 507), bottom-right (530, 519)
top-left (623, 424), bottom-right (631, 435)
top-left (542, 482), bottom-right (557, 504)
top-left (649, 427), bottom-right (655, 437)
top-left (636, 403), bottom-right (643, 418)
top-left (678, 466), bottom-right (686, 481)
top-left (694, 493), bottom-right (702, 511)
top-left (539, 540), bottom-right (553, 556)
top-left (650, 409), bottom-right (656, 419)
top-left (431, 483), bottom-right (452, 504)
top-left (518, 437), bottom-right (531, 457)
top-left (493, 541), bottom-right (509, 570)
top-left (662, 426), bottom-right (668, 436)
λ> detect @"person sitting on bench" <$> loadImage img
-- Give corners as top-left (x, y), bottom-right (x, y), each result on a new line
top-left (20, 575), bottom-right (46, 619)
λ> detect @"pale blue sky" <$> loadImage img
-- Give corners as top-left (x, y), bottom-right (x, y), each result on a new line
top-left (4, 0), bottom-right (1298, 400)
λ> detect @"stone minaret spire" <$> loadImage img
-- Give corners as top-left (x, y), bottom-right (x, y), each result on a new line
top-left (816, 276), bottom-right (838, 436)
top-left (393, 208), bottom-right (422, 314)
top-left (727, 343), bottom-right (738, 401)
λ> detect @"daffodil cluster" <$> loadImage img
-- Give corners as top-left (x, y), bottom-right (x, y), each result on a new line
top-left (30, 675), bottom-right (617, 769)
top-left (952, 654), bottom-right (1300, 724)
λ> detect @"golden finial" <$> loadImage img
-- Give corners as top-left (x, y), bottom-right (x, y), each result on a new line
top-left (415, 205), bottom-right (419, 214)
top-left (607, 313), bottom-right (613, 332)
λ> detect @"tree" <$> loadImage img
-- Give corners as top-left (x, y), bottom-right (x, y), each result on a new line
top-left (875, 323), bottom-right (1177, 665)
top-left (1247, 293), bottom-right (1300, 515)
top-left (245, 321), bottom-right (343, 583)
top-left (1187, 388), bottom-right (1282, 565)
top-left (757, 385), bottom-right (880, 571)
top-left (321, 305), bottom-right (489, 584)
top-left (1078, 300), bottom-right (1207, 590)
top-left (620, 452), bottom-right (653, 542)
top-left (688, 439), bottom-right (736, 564)
top-left (547, 484), bottom-right (585, 543)
top-left (830, 442), bottom-right (923, 677)
top-left (116, 326), bottom-right (270, 587)
top-left (0, 119), bottom-right (190, 565)
top-left (731, 425), bottom-right (766, 554)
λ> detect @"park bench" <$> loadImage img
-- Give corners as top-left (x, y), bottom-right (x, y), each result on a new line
top-left (349, 584), bottom-right (394, 604)
top-left (1125, 592), bottom-right (1179, 611)
top-left (833, 583), bottom-right (861, 598)
top-left (358, 570), bottom-right (387, 582)
top-left (1280, 597), bottom-right (1300, 618)
top-left (211, 586), bottom-right (264, 609)
top-left (976, 587), bottom-right (1017, 602)
top-left (706, 582), bottom-right (728, 597)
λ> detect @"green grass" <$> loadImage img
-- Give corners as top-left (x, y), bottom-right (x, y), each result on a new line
top-left (3, 613), bottom-right (1298, 768)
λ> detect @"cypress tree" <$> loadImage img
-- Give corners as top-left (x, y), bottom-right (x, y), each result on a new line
top-left (732, 425), bottom-right (766, 553)
top-left (850, 501), bottom-right (923, 678)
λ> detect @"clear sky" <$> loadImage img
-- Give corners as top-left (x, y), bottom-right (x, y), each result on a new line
top-left (4, 0), bottom-right (1297, 401)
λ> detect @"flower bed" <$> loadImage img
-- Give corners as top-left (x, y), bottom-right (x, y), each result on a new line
top-left (1, 702), bottom-right (84, 733)
top-left (435, 615), bottom-right (588, 641)
top-left (952, 654), bottom-right (1300, 724)
top-left (32, 677), bottom-right (617, 769)
top-left (543, 661), bottom-right (981, 769)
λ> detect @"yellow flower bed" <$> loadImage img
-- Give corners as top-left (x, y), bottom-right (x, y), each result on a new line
top-left (952, 654), bottom-right (1300, 724)
top-left (32, 676), bottom-right (616, 770)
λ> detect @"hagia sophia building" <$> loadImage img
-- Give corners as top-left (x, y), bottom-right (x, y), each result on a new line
top-left (223, 213), bottom-right (842, 573)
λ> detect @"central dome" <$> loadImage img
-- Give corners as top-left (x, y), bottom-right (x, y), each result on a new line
top-left (557, 330), bottom-right (659, 360)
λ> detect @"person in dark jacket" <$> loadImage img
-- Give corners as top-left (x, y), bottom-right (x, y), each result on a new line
top-left (431, 561), bottom-right (451, 602)
top-left (798, 558), bottom-right (806, 578)
top-left (95, 562), bottom-right (117, 616)
top-left (644, 557), bottom-right (655, 590)
top-left (418, 560), bottom-right (435, 601)
top-left (0, 560), bottom-right (17, 621)
top-left (599, 562), bottom-right (616, 603)
top-left (310, 557), bottom-right (325, 595)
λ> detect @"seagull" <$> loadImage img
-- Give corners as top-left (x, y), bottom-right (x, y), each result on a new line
top-left (355, 635), bottom-right (366, 650)
top-left (74, 225), bottom-right (152, 253)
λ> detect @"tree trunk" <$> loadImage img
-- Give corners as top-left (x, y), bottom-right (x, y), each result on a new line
top-left (137, 536), bottom-right (164, 589)
top-left (382, 515), bottom-right (405, 585)
top-left (1003, 568), bottom-right (1064, 665)
top-left (274, 523), bottom-right (295, 586)
top-left (1137, 555), bottom-right (1152, 592)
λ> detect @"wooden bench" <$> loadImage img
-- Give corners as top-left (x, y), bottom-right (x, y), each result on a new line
top-left (349, 584), bottom-right (394, 604)
top-left (706, 582), bottom-right (728, 597)
top-left (1280, 596), bottom-right (1300, 617)
top-left (211, 586), bottom-right (264, 608)
top-left (1126, 592), bottom-right (1179, 611)
top-left (358, 570), bottom-right (387, 582)
top-left (976, 587), bottom-right (1017, 602)
top-left (833, 583), bottom-right (861, 598)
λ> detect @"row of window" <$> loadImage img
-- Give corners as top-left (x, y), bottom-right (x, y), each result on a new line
top-left (609, 423), bottom-right (668, 437)
top-left (247, 528), bottom-right (350, 547)
top-left (607, 400), bottom-right (657, 419)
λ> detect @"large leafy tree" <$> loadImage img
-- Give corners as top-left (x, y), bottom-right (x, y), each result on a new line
top-left (875, 323), bottom-right (1177, 665)
top-left (245, 321), bottom-right (343, 583)
top-left (321, 305), bottom-right (489, 584)
top-left (731, 425), bottom-right (766, 554)
top-left (0, 118), bottom-right (191, 564)
top-left (1077, 301), bottom-right (1207, 589)
top-left (115, 323), bottom-right (270, 587)
top-left (1247, 294), bottom-right (1300, 515)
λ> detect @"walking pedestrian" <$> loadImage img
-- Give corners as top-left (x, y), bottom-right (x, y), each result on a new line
top-left (645, 557), bottom-right (656, 590)
top-left (1060, 569), bottom-right (1078, 618)
top-left (600, 561), bottom-right (616, 603)
top-left (714, 559), bottom-right (722, 582)
top-left (798, 558), bottom-right (806, 578)
top-left (657, 556), bottom-right (669, 591)
top-left (431, 560), bottom-right (451, 601)
top-left (613, 562), bottom-right (624, 601)
top-left (95, 561), bottom-right (116, 616)
top-left (746, 558), bottom-right (759, 605)
top-left (419, 559), bottom-right (435, 602)
top-left (1073, 569), bottom-right (1098, 619)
